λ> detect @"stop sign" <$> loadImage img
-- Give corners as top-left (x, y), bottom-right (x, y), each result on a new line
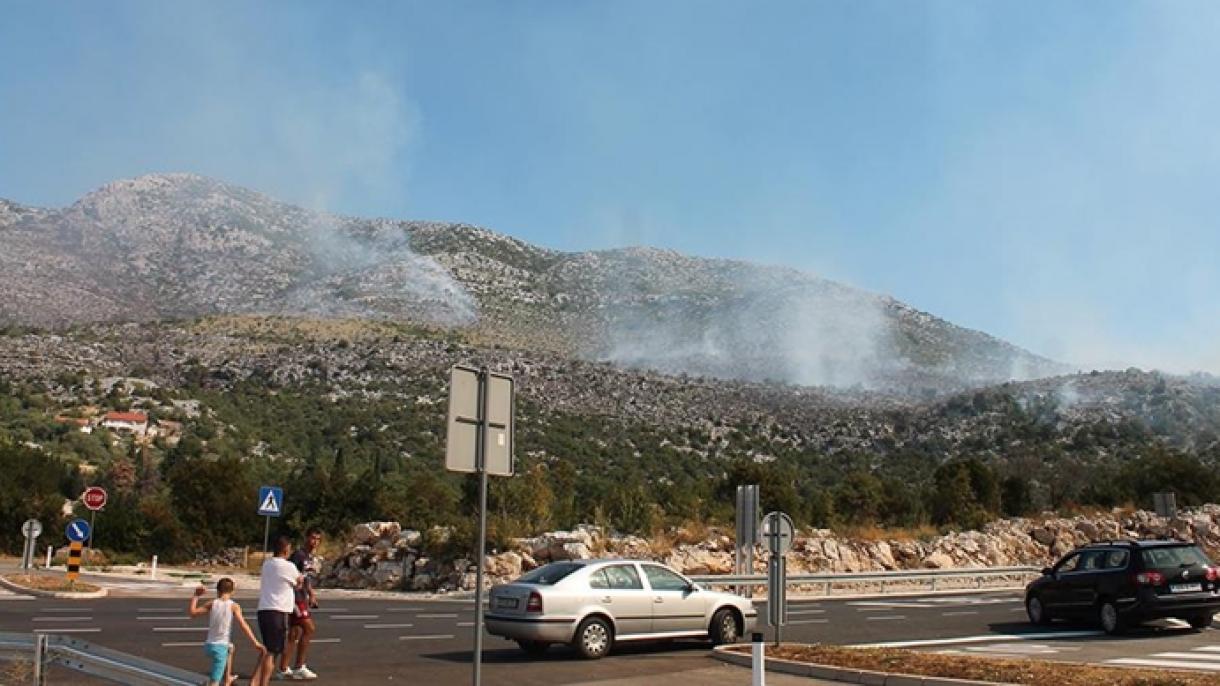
top-left (82, 486), bottom-right (108, 511)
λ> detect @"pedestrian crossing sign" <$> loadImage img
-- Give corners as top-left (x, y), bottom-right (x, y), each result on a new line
top-left (257, 486), bottom-right (283, 517)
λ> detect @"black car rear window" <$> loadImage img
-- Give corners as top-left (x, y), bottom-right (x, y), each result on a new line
top-left (517, 562), bottom-right (583, 585)
top-left (1141, 546), bottom-right (1211, 568)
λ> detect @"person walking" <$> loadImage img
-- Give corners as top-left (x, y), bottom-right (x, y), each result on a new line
top-left (189, 577), bottom-right (265, 686)
top-left (278, 527), bottom-right (323, 680)
top-left (256, 536), bottom-right (302, 686)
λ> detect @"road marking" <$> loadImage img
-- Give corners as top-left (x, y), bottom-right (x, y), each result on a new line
top-left (1108, 658), bottom-right (1220, 672)
top-left (962, 643), bottom-right (1074, 656)
top-left (33, 616), bottom-right (92, 622)
top-left (865, 615), bottom-right (906, 621)
top-left (416, 613), bottom-right (459, 619)
top-left (853, 601), bottom-right (933, 609)
top-left (788, 619), bottom-right (829, 625)
top-left (153, 627), bottom-right (208, 632)
top-left (161, 642), bottom-right (204, 647)
top-left (33, 628), bottom-right (100, 634)
top-left (858, 630), bottom-right (1103, 649)
top-left (365, 623), bottom-right (415, 629)
top-left (457, 622), bottom-right (475, 627)
top-left (787, 609), bottom-right (825, 616)
top-left (1151, 652), bottom-right (1220, 662)
top-left (399, 634), bottom-right (454, 641)
top-left (331, 615), bottom-right (379, 620)
top-left (941, 611), bottom-right (979, 616)
top-left (312, 638), bottom-right (342, 644)
top-left (40, 608), bottom-right (93, 612)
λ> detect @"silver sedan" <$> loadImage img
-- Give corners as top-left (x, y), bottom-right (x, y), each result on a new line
top-left (485, 559), bottom-right (757, 659)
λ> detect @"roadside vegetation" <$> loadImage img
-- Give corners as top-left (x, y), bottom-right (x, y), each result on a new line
top-left (2, 357), bottom-right (1220, 563)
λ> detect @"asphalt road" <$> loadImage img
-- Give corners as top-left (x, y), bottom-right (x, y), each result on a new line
top-left (6, 586), bottom-right (1220, 683)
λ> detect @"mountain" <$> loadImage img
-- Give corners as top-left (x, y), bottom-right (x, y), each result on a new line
top-left (0, 173), bottom-right (1067, 395)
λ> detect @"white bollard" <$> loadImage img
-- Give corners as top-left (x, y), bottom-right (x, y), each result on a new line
top-left (752, 632), bottom-right (766, 686)
top-left (151, 555), bottom-right (158, 580)
top-left (45, 546), bottom-right (52, 569)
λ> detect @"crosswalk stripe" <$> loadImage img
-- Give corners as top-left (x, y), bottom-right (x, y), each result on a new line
top-left (1151, 652), bottom-right (1220, 662)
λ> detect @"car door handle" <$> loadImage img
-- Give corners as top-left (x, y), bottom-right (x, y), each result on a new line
top-left (654, 597), bottom-right (664, 604)
top-left (601, 596), bottom-right (612, 603)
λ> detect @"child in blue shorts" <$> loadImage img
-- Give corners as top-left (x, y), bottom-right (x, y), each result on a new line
top-left (190, 578), bottom-right (265, 686)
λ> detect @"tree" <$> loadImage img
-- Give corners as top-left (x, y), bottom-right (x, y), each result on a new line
top-left (0, 444), bottom-right (73, 553)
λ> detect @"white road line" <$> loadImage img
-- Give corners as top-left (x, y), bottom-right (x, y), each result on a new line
top-left (331, 615), bottom-right (379, 620)
top-left (941, 611), bottom-right (979, 616)
top-left (416, 613), bottom-right (458, 619)
top-left (787, 609), bottom-right (825, 616)
top-left (788, 619), bottom-right (829, 625)
top-left (32, 616), bottom-right (92, 622)
top-left (0, 596), bottom-right (34, 601)
top-left (1194, 647), bottom-right (1220, 652)
top-left (40, 608), bottom-right (92, 612)
top-left (456, 622), bottom-right (474, 627)
top-left (399, 634), bottom-right (454, 641)
top-left (152, 627), bottom-right (208, 632)
top-left (312, 638), bottom-right (341, 644)
top-left (1151, 652), bottom-right (1220, 662)
top-left (859, 630), bottom-right (1103, 649)
top-left (853, 602), bottom-right (931, 609)
top-left (34, 628), bottom-right (100, 634)
top-left (865, 615), bottom-right (906, 621)
top-left (161, 642), bottom-right (204, 647)
top-left (1108, 658), bottom-right (1220, 671)
top-left (365, 623), bottom-right (415, 629)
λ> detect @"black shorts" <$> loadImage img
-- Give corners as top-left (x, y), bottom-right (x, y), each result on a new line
top-left (257, 610), bottom-right (290, 655)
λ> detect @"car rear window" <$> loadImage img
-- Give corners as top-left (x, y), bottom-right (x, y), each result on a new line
top-left (1141, 546), bottom-right (1211, 568)
top-left (517, 562), bottom-right (583, 585)
top-left (1103, 549), bottom-right (1129, 569)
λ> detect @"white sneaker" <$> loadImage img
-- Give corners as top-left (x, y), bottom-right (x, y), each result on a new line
top-left (272, 669), bottom-right (294, 681)
top-left (292, 665), bottom-right (318, 680)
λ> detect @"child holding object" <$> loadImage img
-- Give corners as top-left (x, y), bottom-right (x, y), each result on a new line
top-left (189, 578), bottom-right (266, 686)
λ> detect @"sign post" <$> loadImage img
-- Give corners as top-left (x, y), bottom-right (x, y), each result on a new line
top-left (735, 485), bottom-right (759, 596)
top-left (65, 519), bottom-right (90, 587)
top-left (257, 486), bottom-right (284, 553)
top-left (446, 365), bottom-right (514, 686)
top-left (21, 519), bottom-right (43, 575)
top-left (761, 511), bottom-right (794, 646)
top-left (81, 486), bottom-right (107, 563)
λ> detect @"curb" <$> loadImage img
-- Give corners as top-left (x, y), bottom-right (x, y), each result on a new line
top-left (712, 645), bottom-right (1018, 686)
top-left (0, 575), bottom-right (109, 599)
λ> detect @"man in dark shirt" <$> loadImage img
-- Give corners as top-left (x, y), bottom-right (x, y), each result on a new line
top-left (277, 527), bottom-right (322, 680)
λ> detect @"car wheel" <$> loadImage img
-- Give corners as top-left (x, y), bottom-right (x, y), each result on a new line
top-left (516, 639), bottom-right (549, 655)
top-left (1026, 595), bottom-right (1052, 626)
top-left (1099, 600), bottom-right (1125, 635)
top-left (1188, 613), bottom-right (1215, 630)
top-left (710, 607), bottom-right (742, 645)
top-left (572, 617), bottom-right (612, 659)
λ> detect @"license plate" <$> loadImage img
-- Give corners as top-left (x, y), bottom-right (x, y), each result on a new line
top-left (1171, 583), bottom-right (1203, 593)
top-left (496, 597), bottom-right (519, 609)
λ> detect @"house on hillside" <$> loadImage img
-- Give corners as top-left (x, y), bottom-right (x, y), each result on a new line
top-left (101, 411), bottom-right (149, 436)
top-left (53, 415), bottom-right (93, 433)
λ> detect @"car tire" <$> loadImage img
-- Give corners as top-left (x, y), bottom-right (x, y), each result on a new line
top-left (710, 607), bottom-right (742, 645)
top-left (516, 640), bottom-right (549, 655)
top-left (572, 616), bottom-right (613, 659)
top-left (1026, 595), bottom-right (1052, 626)
top-left (1098, 600), bottom-right (1125, 635)
top-left (1188, 613), bottom-right (1215, 630)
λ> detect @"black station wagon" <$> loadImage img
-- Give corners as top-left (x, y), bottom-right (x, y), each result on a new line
top-left (1025, 540), bottom-right (1220, 634)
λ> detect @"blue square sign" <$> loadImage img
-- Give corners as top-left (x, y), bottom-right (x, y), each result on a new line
top-left (257, 486), bottom-right (283, 517)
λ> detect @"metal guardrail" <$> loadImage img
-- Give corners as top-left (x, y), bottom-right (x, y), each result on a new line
top-left (688, 565), bottom-right (1041, 595)
top-left (0, 632), bottom-right (206, 685)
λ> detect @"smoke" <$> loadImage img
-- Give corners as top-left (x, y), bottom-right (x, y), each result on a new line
top-left (601, 261), bottom-right (891, 389)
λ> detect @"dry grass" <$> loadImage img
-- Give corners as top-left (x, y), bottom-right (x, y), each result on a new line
top-left (736, 644), bottom-right (1219, 686)
top-left (1, 658), bottom-right (34, 684)
top-left (834, 523), bottom-right (941, 542)
top-left (2, 574), bottom-right (101, 593)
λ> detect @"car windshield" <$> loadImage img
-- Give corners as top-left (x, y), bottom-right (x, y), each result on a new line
top-left (516, 562), bottom-right (583, 585)
top-left (1141, 546), bottom-right (1211, 568)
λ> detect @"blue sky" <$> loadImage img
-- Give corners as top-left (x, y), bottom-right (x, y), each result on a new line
top-left (2, 1), bottom-right (1218, 373)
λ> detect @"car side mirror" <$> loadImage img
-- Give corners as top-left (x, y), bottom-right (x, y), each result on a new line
top-left (1041, 567), bottom-right (1053, 576)
top-left (686, 583), bottom-right (699, 593)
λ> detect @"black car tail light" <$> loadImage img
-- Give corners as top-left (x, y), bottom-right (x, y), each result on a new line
top-left (526, 591), bottom-right (543, 613)
top-left (1135, 571), bottom-right (1165, 586)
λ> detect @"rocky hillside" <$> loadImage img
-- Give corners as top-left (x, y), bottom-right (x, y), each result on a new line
top-left (0, 173), bottom-right (1066, 395)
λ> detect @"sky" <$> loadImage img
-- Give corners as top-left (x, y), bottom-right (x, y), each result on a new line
top-left (1, 1), bottom-right (1218, 374)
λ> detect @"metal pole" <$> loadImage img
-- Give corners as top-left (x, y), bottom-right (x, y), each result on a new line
top-left (472, 368), bottom-right (489, 686)
top-left (87, 509), bottom-right (96, 563)
top-left (34, 633), bottom-right (47, 686)
top-left (263, 516), bottom-right (271, 554)
top-left (45, 545), bottom-right (52, 569)
top-left (751, 632), bottom-right (766, 686)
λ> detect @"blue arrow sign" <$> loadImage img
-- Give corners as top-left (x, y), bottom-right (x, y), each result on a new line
top-left (257, 486), bottom-right (283, 517)
top-left (66, 518), bottom-right (91, 543)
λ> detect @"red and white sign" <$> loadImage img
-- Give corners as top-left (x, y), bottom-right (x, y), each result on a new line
top-left (82, 486), bottom-right (108, 511)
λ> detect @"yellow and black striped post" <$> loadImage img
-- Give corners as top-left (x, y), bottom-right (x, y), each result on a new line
top-left (66, 541), bottom-right (83, 584)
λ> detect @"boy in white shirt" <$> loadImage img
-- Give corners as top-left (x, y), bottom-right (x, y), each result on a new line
top-left (189, 577), bottom-right (265, 686)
